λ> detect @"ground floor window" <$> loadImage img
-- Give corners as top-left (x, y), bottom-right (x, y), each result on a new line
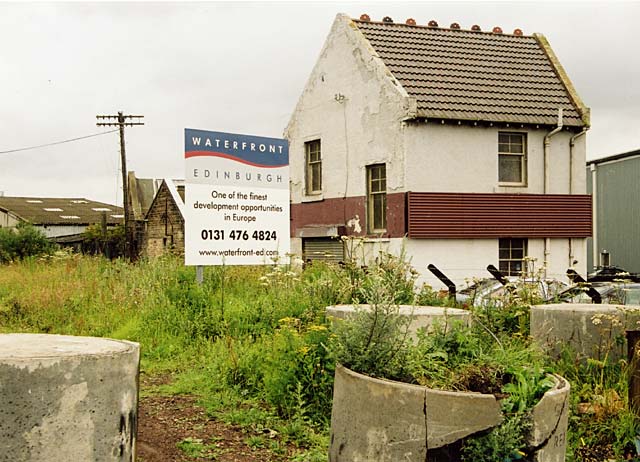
top-left (499, 238), bottom-right (527, 276)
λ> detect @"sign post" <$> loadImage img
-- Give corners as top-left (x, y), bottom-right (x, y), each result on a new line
top-left (184, 129), bottom-right (289, 267)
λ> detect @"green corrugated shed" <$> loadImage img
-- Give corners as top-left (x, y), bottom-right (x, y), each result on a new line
top-left (587, 149), bottom-right (640, 272)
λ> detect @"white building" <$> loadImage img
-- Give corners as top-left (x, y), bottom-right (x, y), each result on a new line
top-left (286, 13), bottom-right (591, 287)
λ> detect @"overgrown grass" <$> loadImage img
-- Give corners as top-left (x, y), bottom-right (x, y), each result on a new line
top-left (0, 252), bottom-right (638, 460)
top-left (0, 254), bottom-right (346, 459)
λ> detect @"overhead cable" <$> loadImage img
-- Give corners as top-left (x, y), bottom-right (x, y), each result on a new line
top-left (0, 129), bottom-right (119, 155)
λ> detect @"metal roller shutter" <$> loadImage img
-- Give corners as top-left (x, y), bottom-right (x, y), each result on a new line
top-left (302, 237), bottom-right (344, 263)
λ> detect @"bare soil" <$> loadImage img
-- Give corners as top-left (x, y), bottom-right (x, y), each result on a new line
top-left (136, 375), bottom-right (297, 462)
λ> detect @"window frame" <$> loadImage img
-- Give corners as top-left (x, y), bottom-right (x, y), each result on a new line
top-left (305, 139), bottom-right (322, 195)
top-left (366, 163), bottom-right (387, 234)
top-left (498, 132), bottom-right (527, 186)
top-left (498, 238), bottom-right (528, 276)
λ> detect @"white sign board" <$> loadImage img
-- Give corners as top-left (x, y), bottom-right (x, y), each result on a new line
top-left (184, 129), bottom-right (289, 265)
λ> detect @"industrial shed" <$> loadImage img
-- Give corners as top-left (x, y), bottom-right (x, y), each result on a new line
top-left (0, 196), bottom-right (123, 242)
top-left (587, 149), bottom-right (640, 273)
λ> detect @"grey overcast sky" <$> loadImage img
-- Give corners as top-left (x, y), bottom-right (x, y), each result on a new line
top-left (1, 1), bottom-right (639, 206)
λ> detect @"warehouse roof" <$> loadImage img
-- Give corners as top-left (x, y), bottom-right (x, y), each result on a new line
top-left (353, 15), bottom-right (589, 127)
top-left (0, 196), bottom-right (123, 225)
top-left (587, 148), bottom-right (640, 166)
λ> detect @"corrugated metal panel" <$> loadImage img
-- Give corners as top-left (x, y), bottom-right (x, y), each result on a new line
top-left (290, 192), bottom-right (406, 238)
top-left (594, 157), bottom-right (640, 272)
top-left (303, 238), bottom-right (344, 263)
top-left (407, 192), bottom-right (592, 238)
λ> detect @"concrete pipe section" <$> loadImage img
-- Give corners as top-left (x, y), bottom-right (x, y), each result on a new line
top-left (326, 305), bottom-right (470, 340)
top-left (329, 365), bottom-right (570, 462)
top-left (0, 333), bottom-right (140, 462)
top-left (531, 303), bottom-right (640, 361)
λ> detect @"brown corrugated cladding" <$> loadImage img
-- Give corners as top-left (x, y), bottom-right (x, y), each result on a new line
top-left (407, 192), bottom-right (591, 238)
top-left (290, 193), bottom-right (406, 238)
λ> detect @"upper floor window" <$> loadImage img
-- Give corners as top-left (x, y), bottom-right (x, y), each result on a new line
top-left (367, 164), bottom-right (386, 233)
top-left (305, 140), bottom-right (322, 194)
top-left (498, 132), bottom-right (527, 185)
top-left (499, 238), bottom-right (527, 276)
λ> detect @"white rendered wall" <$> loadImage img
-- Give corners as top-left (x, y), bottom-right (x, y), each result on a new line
top-left (355, 237), bottom-right (585, 289)
top-left (403, 123), bottom-right (585, 195)
top-left (285, 14), bottom-right (413, 204)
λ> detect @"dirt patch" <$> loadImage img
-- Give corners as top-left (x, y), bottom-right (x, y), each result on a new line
top-left (136, 376), bottom-right (296, 461)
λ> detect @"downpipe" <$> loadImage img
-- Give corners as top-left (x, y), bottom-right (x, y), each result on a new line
top-left (568, 127), bottom-right (589, 268)
top-left (543, 108), bottom-right (564, 277)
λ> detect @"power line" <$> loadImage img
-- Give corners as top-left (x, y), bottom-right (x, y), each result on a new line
top-left (0, 129), bottom-right (119, 155)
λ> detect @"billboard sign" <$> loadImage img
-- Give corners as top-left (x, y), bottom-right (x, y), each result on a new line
top-left (184, 129), bottom-right (289, 265)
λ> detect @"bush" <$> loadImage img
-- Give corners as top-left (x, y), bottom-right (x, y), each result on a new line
top-left (81, 223), bottom-right (124, 258)
top-left (0, 222), bottom-right (56, 263)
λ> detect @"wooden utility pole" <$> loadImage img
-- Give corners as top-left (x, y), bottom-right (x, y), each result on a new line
top-left (96, 112), bottom-right (144, 261)
top-left (627, 330), bottom-right (640, 414)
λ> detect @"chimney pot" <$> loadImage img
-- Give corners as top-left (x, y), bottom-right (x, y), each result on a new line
top-left (450, 22), bottom-right (460, 29)
top-left (428, 20), bottom-right (439, 27)
top-left (513, 28), bottom-right (523, 36)
top-left (471, 24), bottom-right (481, 31)
top-left (406, 18), bottom-right (416, 25)
top-left (359, 14), bottom-right (370, 22)
top-left (492, 26), bottom-right (503, 34)
top-left (382, 16), bottom-right (394, 23)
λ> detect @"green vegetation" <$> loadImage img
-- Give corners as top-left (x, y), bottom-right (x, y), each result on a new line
top-left (81, 223), bottom-right (125, 258)
top-left (176, 437), bottom-right (223, 460)
top-left (0, 222), bottom-right (57, 263)
top-left (0, 252), bottom-right (638, 460)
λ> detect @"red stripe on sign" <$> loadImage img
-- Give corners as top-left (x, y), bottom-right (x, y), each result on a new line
top-left (185, 150), bottom-right (287, 168)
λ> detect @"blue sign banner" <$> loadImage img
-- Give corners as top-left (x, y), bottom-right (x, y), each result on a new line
top-left (185, 128), bottom-right (288, 168)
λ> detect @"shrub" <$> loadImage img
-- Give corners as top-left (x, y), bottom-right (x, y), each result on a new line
top-left (81, 223), bottom-right (124, 258)
top-left (330, 260), bottom-right (413, 381)
top-left (0, 222), bottom-right (56, 263)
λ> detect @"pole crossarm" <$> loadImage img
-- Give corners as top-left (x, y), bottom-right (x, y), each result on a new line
top-left (96, 111), bottom-right (144, 261)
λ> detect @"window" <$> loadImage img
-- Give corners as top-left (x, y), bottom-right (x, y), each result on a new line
top-left (499, 238), bottom-right (527, 276)
top-left (305, 140), bottom-right (322, 194)
top-left (498, 132), bottom-right (526, 184)
top-left (367, 164), bottom-right (386, 233)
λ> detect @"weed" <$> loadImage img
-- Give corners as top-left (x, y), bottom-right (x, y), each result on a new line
top-left (4, 251), bottom-right (639, 459)
top-left (176, 437), bottom-right (222, 460)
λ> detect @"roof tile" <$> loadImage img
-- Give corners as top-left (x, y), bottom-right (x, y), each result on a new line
top-left (353, 19), bottom-right (585, 126)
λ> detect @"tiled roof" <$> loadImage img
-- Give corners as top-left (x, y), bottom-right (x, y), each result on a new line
top-left (0, 197), bottom-right (124, 225)
top-left (353, 19), bottom-right (587, 127)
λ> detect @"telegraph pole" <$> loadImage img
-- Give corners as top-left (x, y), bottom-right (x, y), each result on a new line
top-left (96, 112), bottom-right (144, 261)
